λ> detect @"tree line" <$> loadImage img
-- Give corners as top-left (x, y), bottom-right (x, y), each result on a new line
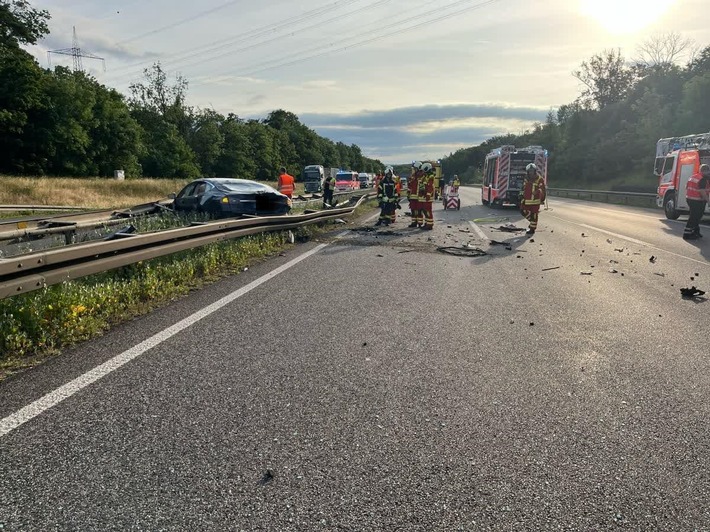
top-left (442, 36), bottom-right (710, 192)
top-left (0, 1), bottom-right (383, 180)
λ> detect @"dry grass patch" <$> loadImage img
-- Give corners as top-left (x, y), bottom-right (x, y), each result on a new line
top-left (0, 176), bottom-right (190, 209)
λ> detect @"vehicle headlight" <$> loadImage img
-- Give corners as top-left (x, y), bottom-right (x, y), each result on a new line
top-left (221, 196), bottom-right (229, 204)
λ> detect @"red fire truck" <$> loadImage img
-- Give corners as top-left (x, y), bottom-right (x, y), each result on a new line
top-left (655, 132), bottom-right (710, 219)
top-left (482, 145), bottom-right (548, 207)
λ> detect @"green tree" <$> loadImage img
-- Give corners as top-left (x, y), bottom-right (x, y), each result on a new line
top-left (0, 0), bottom-right (49, 48)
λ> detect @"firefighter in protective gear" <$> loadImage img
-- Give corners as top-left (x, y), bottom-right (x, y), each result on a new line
top-left (418, 163), bottom-right (435, 230)
top-left (683, 163), bottom-right (710, 240)
top-left (520, 163), bottom-right (546, 235)
top-left (376, 169), bottom-right (397, 226)
top-left (452, 174), bottom-right (460, 193)
top-left (408, 163), bottom-right (421, 227)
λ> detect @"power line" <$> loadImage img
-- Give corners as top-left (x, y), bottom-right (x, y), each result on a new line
top-left (116, 0), bottom-right (244, 45)
top-left (103, 0), bottom-right (362, 81)
top-left (153, 0), bottom-right (395, 79)
top-left (194, 0), bottom-right (501, 86)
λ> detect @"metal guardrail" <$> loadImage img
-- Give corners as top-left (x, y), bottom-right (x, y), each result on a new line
top-left (0, 195), bottom-right (371, 300)
top-left (0, 205), bottom-right (90, 212)
top-left (547, 188), bottom-right (657, 208)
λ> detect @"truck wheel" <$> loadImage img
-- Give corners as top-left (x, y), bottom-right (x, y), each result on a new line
top-left (663, 192), bottom-right (681, 220)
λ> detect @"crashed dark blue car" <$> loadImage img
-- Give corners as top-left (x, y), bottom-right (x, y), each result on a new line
top-left (172, 178), bottom-right (292, 217)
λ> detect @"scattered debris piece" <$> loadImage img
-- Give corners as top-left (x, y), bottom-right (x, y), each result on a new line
top-left (510, 319), bottom-right (515, 324)
top-left (529, 322), bottom-right (535, 326)
top-left (243, 267), bottom-right (248, 272)
top-left (606, 239), bottom-right (613, 244)
top-left (397, 249), bottom-right (415, 254)
top-left (334, 218), bottom-right (347, 224)
top-left (609, 268), bottom-right (618, 274)
top-left (649, 256), bottom-right (657, 263)
top-left (447, 225), bottom-right (452, 228)
top-left (654, 272), bottom-right (666, 277)
top-left (259, 470), bottom-right (274, 485)
top-left (609, 259), bottom-right (619, 264)
top-left (376, 254), bottom-right (384, 257)
top-left (505, 246), bottom-right (512, 251)
top-left (614, 248), bottom-right (624, 252)
top-left (581, 233), bottom-right (587, 237)
top-left (362, 342), bottom-right (367, 347)
top-left (436, 246), bottom-right (487, 257)
top-left (680, 286), bottom-right (706, 299)
top-left (529, 238), bottom-right (535, 243)
top-left (580, 271), bottom-right (593, 275)
top-left (489, 239), bottom-right (508, 246)
top-left (691, 276), bottom-right (695, 281)
top-left (497, 224), bottom-right (525, 232)
top-left (542, 266), bottom-right (561, 271)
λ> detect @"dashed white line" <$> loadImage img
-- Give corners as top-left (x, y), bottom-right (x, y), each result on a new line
top-left (0, 242), bottom-right (331, 439)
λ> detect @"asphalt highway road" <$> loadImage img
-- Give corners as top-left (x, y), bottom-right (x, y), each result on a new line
top-left (1, 187), bottom-right (709, 530)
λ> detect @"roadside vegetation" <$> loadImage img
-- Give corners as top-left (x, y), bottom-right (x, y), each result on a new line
top-left (0, 230), bottom-right (291, 377)
top-left (0, 176), bottom-right (309, 210)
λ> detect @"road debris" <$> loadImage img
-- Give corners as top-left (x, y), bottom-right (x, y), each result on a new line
top-left (614, 248), bottom-right (624, 252)
top-left (580, 271), bottom-right (593, 275)
top-left (542, 266), bottom-right (561, 271)
top-left (397, 249), bottom-right (415, 254)
top-left (606, 238), bottom-right (613, 244)
top-left (259, 470), bottom-right (274, 485)
top-left (649, 256), bottom-right (657, 263)
top-left (581, 233), bottom-right (588, 237)
top-left (609, 268), bottom-right (618, 273)
top-left (498, 224), bottom-right (525, 232)
top-left (680, 286), bottom-right (706, 299)
top-left (437, 246), bottom-right (487, 257)
top-left (654, 272), bottom-right (666, 277)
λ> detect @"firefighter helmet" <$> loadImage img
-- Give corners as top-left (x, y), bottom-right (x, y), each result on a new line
top-left (421, 162), bottom-right (433, 173)
top-left (526, 163), bottom-right (537, 173)
top-left (701, 163), bottom-right (710, 175)
top-left (412, 161), bottom-right (423, 170)
top-left (385, 166), bottom-right (393, 175)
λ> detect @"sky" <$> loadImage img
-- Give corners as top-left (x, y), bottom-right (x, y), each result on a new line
top-left (26, 0), bottom-right (710, 164)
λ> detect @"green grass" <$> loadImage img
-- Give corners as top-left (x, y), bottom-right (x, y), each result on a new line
top-left (0, 230), bottom-right (291, 378)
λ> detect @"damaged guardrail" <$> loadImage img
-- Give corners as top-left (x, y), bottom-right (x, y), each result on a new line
top-left (547, 188), bottom-right (657, 208)
top-left (0, 195), bottom-right (371, 300)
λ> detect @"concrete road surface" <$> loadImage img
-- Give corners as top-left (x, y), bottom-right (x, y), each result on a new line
top-left (1, 187), bottom-right (709, 530)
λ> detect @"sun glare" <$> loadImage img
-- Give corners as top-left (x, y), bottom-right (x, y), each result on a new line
top-left (579, 0), bottom-right (677, 35)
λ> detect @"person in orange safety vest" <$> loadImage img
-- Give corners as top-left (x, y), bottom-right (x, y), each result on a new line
top-left (519, 163), bottom-right (546, 235)
top-left (277, 166), bottom-right (295, 199)
top-left (683, 163), bottom-right (710, 240)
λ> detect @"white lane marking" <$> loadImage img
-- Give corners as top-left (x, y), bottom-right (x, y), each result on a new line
top-left (0, 243), bottom-right (330, 439)
top-left (468, 221), bottom-right (488, 240)
top-left (547, 215), bottom-right (710, 268)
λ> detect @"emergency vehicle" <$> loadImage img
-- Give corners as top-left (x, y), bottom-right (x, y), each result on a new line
top-left (654, 132), bottom-right (710, 219)
top-left (482, 145), bottom-right (548, 207)
top-left (335, 170), bottom-right (359, 191)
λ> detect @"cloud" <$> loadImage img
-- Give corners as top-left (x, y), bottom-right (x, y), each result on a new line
top-left (297, 103), bottom-right (552, 162)
top-left (300, 103), bottom-right (551, 129)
